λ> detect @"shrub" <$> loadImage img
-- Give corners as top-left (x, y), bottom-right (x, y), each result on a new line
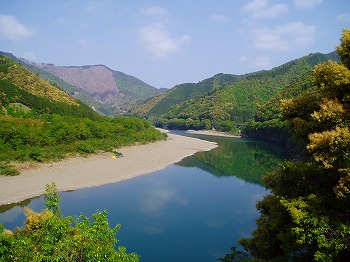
top-left (0, 162), bottom-right (19, 176)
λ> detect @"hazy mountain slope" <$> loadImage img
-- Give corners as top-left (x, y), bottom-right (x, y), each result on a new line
top-left (34, 64), bottom-right (123, 105)
top-left (113, 71), bottom-right (163, 103)
top-left (0, 55), bottom-right (77, 105)
top-left (0, 55), bottom-right (100, 119)
top-left (0, 52), bottom-right (164, 116)
top-left (30, 63), bottom-right (164, 114)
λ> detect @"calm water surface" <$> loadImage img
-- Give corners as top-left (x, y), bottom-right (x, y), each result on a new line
top-left (0, 133), bottom-right (289, 261)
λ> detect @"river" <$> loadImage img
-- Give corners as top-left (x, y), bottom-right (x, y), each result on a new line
top-left (0, 132), bottom-right (290, 261)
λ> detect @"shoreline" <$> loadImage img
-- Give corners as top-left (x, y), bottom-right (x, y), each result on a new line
top-left (0, 132), bottom-right (217, 206)
top-left (186, 129), bottom-right (241, 138)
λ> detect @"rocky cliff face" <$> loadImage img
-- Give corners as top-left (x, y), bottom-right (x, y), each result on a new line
top-left (34, 64), bottom-right (125, 106)
top-left (1, 51), bottom-right (164, 116)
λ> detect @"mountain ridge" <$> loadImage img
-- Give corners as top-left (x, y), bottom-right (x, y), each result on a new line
top-left (0, 52), bottom-right (164, 116)
top-left (136, 51), bottom-right (340, 131)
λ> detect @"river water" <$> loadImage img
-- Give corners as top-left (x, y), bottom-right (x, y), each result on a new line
top-left (0, 133), bottom-right (289, 261)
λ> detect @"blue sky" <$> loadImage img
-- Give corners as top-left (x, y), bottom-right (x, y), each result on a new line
top-left (1, 0), bottom-right (349, 89)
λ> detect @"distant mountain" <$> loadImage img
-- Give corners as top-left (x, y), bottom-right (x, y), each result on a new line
top-left (133, 73), bottom-right (243, 116)
top-left (0, 54), bottom-right (100, 119)
top-left (136, 51), bottom-right (340, 131)
top-left (0, 52), bottom-right (164, 116)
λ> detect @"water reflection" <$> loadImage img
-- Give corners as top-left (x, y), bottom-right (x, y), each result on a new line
top-left (178, 134), bottom-right (289, 185)
top-left (137, 179), bottom-right (181, 218)
top-left (0, 134), bottom-right (290, 261)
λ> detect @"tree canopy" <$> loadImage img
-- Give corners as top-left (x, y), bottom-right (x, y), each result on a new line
top-left (236, 28), bottom-right (350, 261)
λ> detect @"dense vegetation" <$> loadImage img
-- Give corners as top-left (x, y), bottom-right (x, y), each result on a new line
top-left (0, 52), bottom-right (164, 116)
top-left (241, 71), bottom-right (316, 151)
top-left (0, 55), bottom-right (78, 106)
top-left (0, 55), bottom-right (166, 175)
top-left (133, 73), bottom-right (242, 116)
top-left (0, 183), bottom-right (139, 261)
top-left (135, 52), bottom-right (339, 133)
top-left (222, 28), bottom-right (350, 261)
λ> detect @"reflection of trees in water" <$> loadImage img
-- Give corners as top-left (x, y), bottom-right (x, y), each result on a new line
top-left (0, 197), bottom-right (38, 213)
top-left (177, 136), bottom-right (289, 185)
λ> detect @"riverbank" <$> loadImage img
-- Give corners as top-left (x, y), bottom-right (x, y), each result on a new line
top-left (186, 130), bottom-right (241, 138)
top-left (0, 132), bottom-right (217, 206)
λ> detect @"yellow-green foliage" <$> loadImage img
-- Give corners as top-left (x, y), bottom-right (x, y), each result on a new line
top-left (0, 114), bottom-right (166, 172)
top-left (0, 183), bottom-right (139, 261)
top-left (0, 55), bottom-right (78, 105)
top-left (238, 28), bottom-right (350, 261)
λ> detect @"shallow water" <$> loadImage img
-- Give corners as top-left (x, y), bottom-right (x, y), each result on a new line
top-left (0, 133), bottom-right (289, 261)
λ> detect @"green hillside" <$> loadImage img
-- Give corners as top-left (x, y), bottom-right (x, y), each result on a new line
top-left (0, 55), bottom-right (166, 175)
top-left (0, 55), bottom-right (100, 119)
top-left (113, 70), bottom-right (163, 104)
top-left (0, 52), bottom-right (116, 115)
top-left (133, 73), bottom-right (242, 116)
top-left (144, 51), bottom-right (340, 132)
top-left (0, 52), bottom-right (165, 116)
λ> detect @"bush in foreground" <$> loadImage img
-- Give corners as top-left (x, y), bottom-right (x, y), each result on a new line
top-left (0, 183), bottom-right (139, 261)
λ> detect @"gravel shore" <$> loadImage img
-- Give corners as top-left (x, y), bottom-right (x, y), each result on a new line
top-left (0, 132), bottom-right (217, 206)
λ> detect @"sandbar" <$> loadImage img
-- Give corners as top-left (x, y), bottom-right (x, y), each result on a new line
top-left (186, 129), bottom-right (241, 138)
top-left (0, 131), bottom-right (217, 206)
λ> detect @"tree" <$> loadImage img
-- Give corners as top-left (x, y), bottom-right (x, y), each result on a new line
top-left (237, 28), bottom-right (350, 261)
top-left (0, 183), bottom-right (139, 261)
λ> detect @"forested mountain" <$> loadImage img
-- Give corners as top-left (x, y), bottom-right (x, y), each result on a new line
top-left (229, 28), bottom-right (350, 262)
top-left (133, 73), bottom-right (243, 116)
top-left (0, 52), bottom-right (164, 116)
top-left (0, 54), bottom-right (100, 119)
top-left (241, 71), bottom-right (316, 149)
top-left (0, 54), bottom-right (166, 175)
top-left (136, 51), bottom-right (340, 132)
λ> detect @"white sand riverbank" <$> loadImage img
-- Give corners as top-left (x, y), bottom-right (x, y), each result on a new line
top-left (186, 130), bottom-right (241, 138)
top-left (0, 132), bottom-right (217, 206)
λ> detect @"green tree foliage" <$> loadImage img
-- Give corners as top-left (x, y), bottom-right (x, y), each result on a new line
top-left (133, 73), bottom-right (242, 116)
top-left (137, 52), bottom-right (339, 133)
top-left (0, 183), bottom-right (139, 261)
top-left (0, 55), bottom-right (77, 105)
top-left (241, 71), bottom-right (316, 148)
top-left (0, 114), bottom-right (166, 168)
top-left (238, 28), bottom-right (350, 261)
top-left (0, 54), bottom-right (166, 172)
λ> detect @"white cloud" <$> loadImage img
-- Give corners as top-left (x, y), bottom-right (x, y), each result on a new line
top-left (249, 22), bottom-right (316, 51)
top-left (208, 14), bottom-right (230, 23)
top-left (141, 6), bottom-right (168, 17)
top-left (139, 23), bottom-right (191, 59)
top-left (22, 52), bottom-right (38, 61)
top-left (294, 0), bottom-right (323, 9)
top-left (0, 14), bottom-right (36, 41)
top-left (239, 55), bottom-right (271, 69)
top-left (241, 0), bottom-right (289, 19)
top-left (253, 56), bottom-right (271, 67)
top-left (336, 13), bottom-right (350, 23)
top-left (138, 7), bottom-right (191, 59)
